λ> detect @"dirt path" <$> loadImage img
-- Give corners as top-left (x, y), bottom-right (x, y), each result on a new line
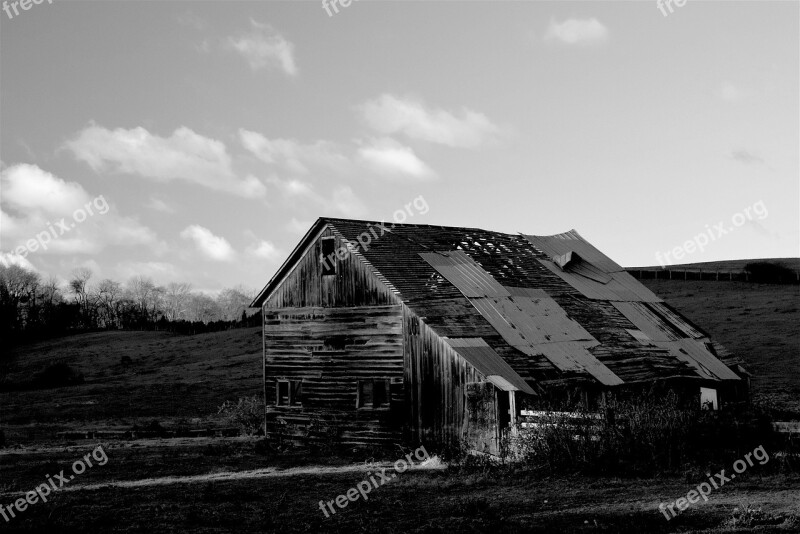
top-left (0, 461), bottom-right (446, 497)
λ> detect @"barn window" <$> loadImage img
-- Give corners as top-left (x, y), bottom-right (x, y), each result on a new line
top-left (357, 379), bottom-right (389, 409)
top-left (320, 237), bottom-right (336, 276)
top-left (700, 387), bottom-right (718, 410)
top-left (276, 380), bottom-right (302, 406)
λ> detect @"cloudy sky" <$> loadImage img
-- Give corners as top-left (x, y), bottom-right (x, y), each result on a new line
top-left (1, 0), bottom-right (797, 292)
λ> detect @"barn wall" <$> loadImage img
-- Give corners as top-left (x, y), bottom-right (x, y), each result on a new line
top-left (263, 305), bottom-right (405, 446)
top-left (264, 226), bottom-right (399, 309)
top-left (403, 305), bottom-right (486, 448)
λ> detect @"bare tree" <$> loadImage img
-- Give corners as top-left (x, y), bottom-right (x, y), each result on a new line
top-left (69, 267), bottom-right (92, 314)
top-left (187, 292), bottom-right (221, 323)
top-left (217, 286), bottom-right (254, 322)
top-left (164, 282), bottom-right (192, 321)
top-left (95, 279), bottom-right (122, 328)
top-left (0, 264), bottom-right (41, 329)
top-left (39, 275), bottom-right (62, 307)
top-left (126, 275), bottom-right (156, 321)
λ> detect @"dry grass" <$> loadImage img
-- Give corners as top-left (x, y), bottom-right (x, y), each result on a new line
top-left (0, 439), bottom-right (798, 533)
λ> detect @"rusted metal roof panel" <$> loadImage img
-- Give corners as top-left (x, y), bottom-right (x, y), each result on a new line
top-left (626, 329), bottom-right (652, 344)
top-left (470, 296), bottom-right (598, 347)
top-left (468, 297), bottom-right (623, 385)
top-left (649, 302), bottom-right (705, 339)
top-left (611, 301), bottom-right (678, 342)
top-left (523, 230), bottom-right (624, 273)
top-left (445, 338), bottom-right (535, 394)
top-left (653, 339), bottom-right (740, 381)
top-left (419, 251), bottom-right (510, 297)
top-left (537, 259), bottom-right (662, 302)
top-left (528, 342), bottom-right (624, 386)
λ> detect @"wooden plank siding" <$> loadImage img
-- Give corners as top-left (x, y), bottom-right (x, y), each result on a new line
top-left (403, 304), bottom-right (486, 448)
top-left (263, 305), bottom-right (406, 446)
top-left (263, 225), bottom-right (400, 309)
top-left (261, 224), bottom-right (407, 446)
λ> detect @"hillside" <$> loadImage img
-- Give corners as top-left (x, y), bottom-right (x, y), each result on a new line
top-left (1, 277), bottom-right (798, 446)
top-left (0, 328), bottom-right (264, 443)
top-left (639, 279), bottom-right (800, 414)
top-left (630, 257), bottom-right (800, 273)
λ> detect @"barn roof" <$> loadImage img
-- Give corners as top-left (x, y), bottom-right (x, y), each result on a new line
top-left (252, 218), bottom-right (745, 391)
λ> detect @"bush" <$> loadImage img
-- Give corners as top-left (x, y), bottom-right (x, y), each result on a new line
top-left (217, 395), bottom-right (264, 436)
top-left (32, 362), bottom-right (84, 389)
top-left (745, 262), bottom-right (798, 284)
top-left (509, 390), bottom-right (782, 475)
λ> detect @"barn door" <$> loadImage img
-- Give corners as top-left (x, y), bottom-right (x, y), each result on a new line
top-left (464, 381), bottom-right (499, 455)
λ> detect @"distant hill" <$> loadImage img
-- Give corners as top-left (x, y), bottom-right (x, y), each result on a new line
top-left (628, 257), bottom-right (800, 273)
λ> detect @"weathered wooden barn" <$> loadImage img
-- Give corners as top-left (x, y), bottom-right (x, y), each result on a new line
top-left (250, 218), bottom-right (748, 452)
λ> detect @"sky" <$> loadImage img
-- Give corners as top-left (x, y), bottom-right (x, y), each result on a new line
top-left (1, 0), bottom-right (798, 293)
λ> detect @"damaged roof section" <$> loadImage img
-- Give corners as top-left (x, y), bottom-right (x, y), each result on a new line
top-left (445, 338), bottom-right (536, 394)
top-left (525, 231), bottom-right (662, 302)
top-left (420, 250), bottom-right (624, 386)
top-left (523, 230), bottom-right (738, 383)
top-left (253, 218), bottom-right (746, 391)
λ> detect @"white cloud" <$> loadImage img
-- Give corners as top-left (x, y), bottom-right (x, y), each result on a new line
top-left (1, 163), bottom-right (90, 216)
top-left (360, 94), bottom-right (501, 148)
top-left (331, 186), bottom-right (368, 218)
top-left (146, 197), bottom-right (176, 213)
top-left (115, 261), bottom-right (181, 283)
top-left (721, 82), bottom-right (747, 103)
top-left (246, 239), bottom-right (282, 261)
top-left (0, 251), bottom-right (37, 271)
top-left (544, 18), bottom-right (609, 45)
top-left (65, 124), bottom-right (266, 198)
top-left (265, 176), bottom-right (367, 217)
top-left (357, 138), bottom-right (437, 180)
top-left (180, 225), bottom-right (236, 262)
top-left (286, 218), bottom-right (312, 234)
top-left (266, 176), bottom-right (320, 200)
top-left (228, 20), bottom-right (297, 76)
top-left (240, 129), bottom-right (349, 174)
top-left (0, 164), bottom-right (163, 257)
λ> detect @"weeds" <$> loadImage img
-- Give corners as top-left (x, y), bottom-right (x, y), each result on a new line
top-left (217, 396), bottom-right (263, 436)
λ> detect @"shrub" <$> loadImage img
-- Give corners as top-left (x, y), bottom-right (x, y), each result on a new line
top-left (32, 362), bottom-right (84, 389)
top-left (217, 395), bottom-right (264, 436)
top-left (509, 390), bottom-right (777, 475)
top-left (745, 262), bottom-right (798, 284)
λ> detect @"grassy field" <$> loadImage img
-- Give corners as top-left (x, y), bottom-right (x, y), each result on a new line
top-left (0, 327), bottom-right (264, 443)
top-left (1, 439), bottom-right (798, 533)
top-left (1, 272), bottom-right (798, 532)
top-left (639, 279), bottom-right (800, 414)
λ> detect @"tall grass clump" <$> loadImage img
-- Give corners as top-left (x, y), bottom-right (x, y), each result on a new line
top-left (509, 389), bottom-right (782, 475)
top-left (217, 395), bottom-right (264, 436)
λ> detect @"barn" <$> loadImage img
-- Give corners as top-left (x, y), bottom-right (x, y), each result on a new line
top-left (250, 218), bottom-right (749, 453)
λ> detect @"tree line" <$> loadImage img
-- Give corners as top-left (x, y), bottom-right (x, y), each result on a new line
top-left (0, 264), bottom-right (261, 344)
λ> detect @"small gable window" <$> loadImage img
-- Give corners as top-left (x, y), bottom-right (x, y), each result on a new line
top-left (321, 237), bottom-right (336, 276)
